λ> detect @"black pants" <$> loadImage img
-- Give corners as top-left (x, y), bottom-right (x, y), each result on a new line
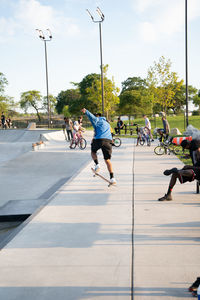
top-left (67, 130), bottom-right (73, 141)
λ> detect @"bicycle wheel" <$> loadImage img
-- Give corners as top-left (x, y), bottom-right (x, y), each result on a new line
top-left (70, 139), bottom-right (76, 149)
top-left (139, 137), bottom-right (145, 146)
top-left (78, 138), bottom-right (87, 150)
top-left (154, 146), bottom-right (165, 155)
top-left (172, 145), bottom-right (181, 155)
top-left (113, 137), bottom-right (121, 147)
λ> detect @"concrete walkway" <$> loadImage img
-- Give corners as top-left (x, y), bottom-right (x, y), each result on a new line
top-left (0, 138), bottom-right (199, 299)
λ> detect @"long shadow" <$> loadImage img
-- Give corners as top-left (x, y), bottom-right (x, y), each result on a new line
top-left (134, 234), bottom-right (200, 243)
top-left (133, 287), bottom-right (190, 298)
top-left (158, 221), bottom-right (200, 228)
top-left (0, 286), bottom-right (131, 300)
top-left (6, 222), bottom-right (132, 249)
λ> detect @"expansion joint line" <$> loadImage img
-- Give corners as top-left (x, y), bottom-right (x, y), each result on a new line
top-left (131, 139), bottom-right (136, 300)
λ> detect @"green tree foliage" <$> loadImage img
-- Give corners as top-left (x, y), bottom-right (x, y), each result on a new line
top-left (172, 84), bottom-right (197, 114)
top-left (56, 89), bottom-right (80, 114)
top-left (62, 105), bottom-right (71, 117)
top-left (0, 72), bottom-right (10, 113)
top-left (147, 56), bottom-right (183, 113)
top-left (119, 77), bottom-right (153, 116)
top-left (0, 72), bottom-right (8, 94)
top-left (70, 73), bottom-right (102, 115)
top-left (20, 90), bottom-right (42, 122)
top-left (192, 88), bottom-right (200, 113)
top-left (86, 65), bottom-right (120, 118)
top-left (121, 76), bottom-right (147, 92)
top-left (43, 94), bottom-right (57, 115)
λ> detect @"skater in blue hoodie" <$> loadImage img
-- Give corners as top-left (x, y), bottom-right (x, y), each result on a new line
top-left (81, 108), bottom-right (116, 184)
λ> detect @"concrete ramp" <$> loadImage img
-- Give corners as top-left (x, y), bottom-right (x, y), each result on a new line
top-left (26, 122), bottom-right (36, 130)
top-left (0, 129), bottom-right (65, 165)
top-left (0, 129), bottom-right (61, 143)
top-left (41, 131), bottom-right (66, 142)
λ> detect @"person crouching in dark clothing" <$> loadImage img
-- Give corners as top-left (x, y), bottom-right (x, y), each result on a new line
top-left (158, 139), bottom-right (200, 201)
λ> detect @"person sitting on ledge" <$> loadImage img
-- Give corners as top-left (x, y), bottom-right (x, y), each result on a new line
top-left (158, 143), bottom-right (200, 202)
top-left (158, 165), bottom-right (200, 201)
top-left (114, 117), bottom-right (124, 135)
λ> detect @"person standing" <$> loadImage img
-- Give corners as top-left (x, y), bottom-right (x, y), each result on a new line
top-left (81, 108), bottom-right (116, 184)
top-left (64, 117), bottom-right (73, 141)
top-left (1, 112), bottom-right (5, 129)
top-left (162, 115), bottom-right (170, 139)
top-left (143, 114), bottom-right (154, 141)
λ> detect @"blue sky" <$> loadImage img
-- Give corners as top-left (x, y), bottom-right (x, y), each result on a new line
top-left (1, 0), bottom-right (200, 108)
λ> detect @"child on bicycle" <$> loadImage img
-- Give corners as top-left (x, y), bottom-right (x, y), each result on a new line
top-left (69, 121), bottom-right (85, 149)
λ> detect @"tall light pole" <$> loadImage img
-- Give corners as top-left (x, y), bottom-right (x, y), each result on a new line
top-left (36, 29), bottom-right (52, 128)
top-left (185, 0), bottom-right (189, 127)
top-left (86, 7), bottom-right (105, 116)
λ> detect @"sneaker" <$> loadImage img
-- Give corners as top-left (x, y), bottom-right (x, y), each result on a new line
top-left (94, 164), bottom-right (100, 172)
top-left (163, 168), bottom-right (178, 176)
top-left (158, 194), bottom-right (172, 201)
top-left (189, 277), bottom-right (200, 292)
top-left (110, 178), bottom-right (117, 185)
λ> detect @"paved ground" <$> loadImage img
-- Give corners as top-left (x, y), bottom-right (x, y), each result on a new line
top-left (0, 134), bottom-right (199, 299)
top-left (0, 129), bottom-right (91, 209)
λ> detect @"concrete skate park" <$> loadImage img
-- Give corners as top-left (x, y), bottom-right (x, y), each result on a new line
top-left (0, 127), bottom-right (199, 300)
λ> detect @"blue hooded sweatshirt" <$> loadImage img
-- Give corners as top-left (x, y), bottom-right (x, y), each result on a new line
top-left (85, 110), bottom-right (112, 140)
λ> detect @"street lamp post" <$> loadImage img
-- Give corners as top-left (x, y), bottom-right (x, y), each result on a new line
top-left (185, 0), bottom-right (189, 127)
top-left (86, 7), bottom-right (105, 116)
top-left (36, 29), bottom-right (52, 128)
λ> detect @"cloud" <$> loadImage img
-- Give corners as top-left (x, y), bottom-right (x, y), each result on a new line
top-left (0, 0), bottom-right (80, 42)
top-left (133, 0), bottom-right (200, 42)
top-left (16, 0), bottom-right (80, 37)
top-left (0, 17), bottom-right (18, 42)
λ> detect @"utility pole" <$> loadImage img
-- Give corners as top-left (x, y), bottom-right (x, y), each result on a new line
top-left (36, 29), bottom-right (52, 128)
top-left (86, 7), bottom-right (105, 116)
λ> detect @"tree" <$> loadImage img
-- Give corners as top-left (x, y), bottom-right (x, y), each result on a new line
top-left (192, 88), bottom-right (200, 113)
top-left (121, 76), bottom-right (147, 92)
top-left (0, 72), bottom-right (10, 113)
top-left (56, 89), bottom-right (81, 114)
top-left (147, 56), bottom-right (183, 113)
top-left (85, 65), bottom-right (120, 118)
top-left (172, 84), bottom-right (197, 114)
top-left (62, 105), bottom-right (71, 117)
top-left (20, 90), bottom-right (42, 121)
top-left (119, 76), bottom-right (153, 117)
top-left (67, 67), bottom-right (119, 117)
top-left (0, 72), bottom-right (8, 94)
top-left (72, 73), bottom-right (101, 114)
top-left (43, 94), bottom-right (57, 115)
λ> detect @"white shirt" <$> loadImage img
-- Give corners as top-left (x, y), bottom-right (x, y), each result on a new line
top-left (145, 117), bottom-right (151, 129)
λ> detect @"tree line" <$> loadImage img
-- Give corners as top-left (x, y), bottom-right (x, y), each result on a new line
top-left (1, 56), bottom-right (200, 121)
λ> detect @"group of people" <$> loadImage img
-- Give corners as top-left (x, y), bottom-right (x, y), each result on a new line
top-left (63, 112), bottom-right (171, 186)
top-left (65, 109), bottom-right (200, 293)
top-left (1, 112), bottom-right (12, 129)
top-left (63, 116), bottom-right (84, 144)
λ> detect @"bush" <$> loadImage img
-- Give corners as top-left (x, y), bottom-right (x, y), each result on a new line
top-left (192, 110), bottom-right (200, 116)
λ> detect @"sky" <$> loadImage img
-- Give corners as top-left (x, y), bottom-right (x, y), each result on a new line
top-left (1, 0), bottom-right (200, 110)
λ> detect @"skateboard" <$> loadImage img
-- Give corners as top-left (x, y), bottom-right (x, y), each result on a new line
top-left (91, 168), bottom-right (116, 187)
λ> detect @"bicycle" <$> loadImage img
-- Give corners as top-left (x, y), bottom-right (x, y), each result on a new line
top-left (112, 136), bottom-right (121, 147)
top-left (154, 141), bottom-right (181, 155)
top-left (69, 135), bottom-right (87, 150)
top-left (136, 125), bottom-right (151, 146)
